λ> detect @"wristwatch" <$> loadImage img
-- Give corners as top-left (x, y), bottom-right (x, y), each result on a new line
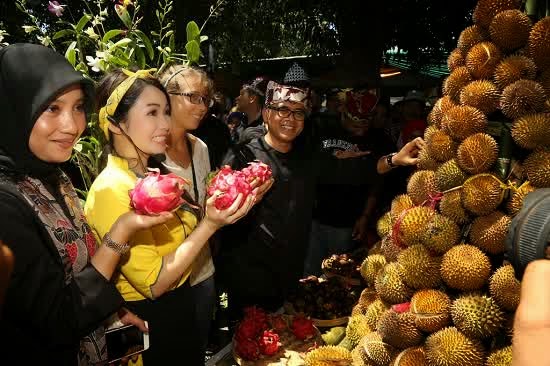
top-left (386, 153), bottom-right (397, 168)
top-left (103, 232), bottom-right (130, 255)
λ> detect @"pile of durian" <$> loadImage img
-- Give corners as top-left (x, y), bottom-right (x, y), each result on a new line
top-left (304, 0), bottom-right (550, 365)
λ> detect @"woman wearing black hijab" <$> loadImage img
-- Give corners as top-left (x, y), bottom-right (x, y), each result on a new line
top-left (0, 44), bottom-right (172, 365)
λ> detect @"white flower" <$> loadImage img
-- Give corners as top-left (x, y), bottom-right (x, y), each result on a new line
top-left (37, 35), bottom-right (52, 47)
top-left (0, 30), bottom-right (7, 43)
top-left (22, 26), bottom-right (36, 33)
top-left (86, 51), bottom-right (105, 72)
top-left (84, 27), bottom-right (99, 40)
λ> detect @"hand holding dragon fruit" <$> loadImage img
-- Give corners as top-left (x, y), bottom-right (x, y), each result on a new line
top-left (258, 330), bottom-right (281, 356)
top-left (129, 170), bottom-right (188, 215)
top-left (242, 161), bottom-right (273, 185)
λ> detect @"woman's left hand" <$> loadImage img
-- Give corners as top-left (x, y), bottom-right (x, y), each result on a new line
top-left (393, 137), bottom-right (426, 167)
top-left (109, 308), bottom-right (148, 365)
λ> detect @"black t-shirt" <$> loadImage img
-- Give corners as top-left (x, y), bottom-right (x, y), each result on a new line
top-left (238, 115), bottom-right (265, 144)
top-left (313, 115), bottom-right (393, 227)
top-left (191, 114), bottom-right (232, 170)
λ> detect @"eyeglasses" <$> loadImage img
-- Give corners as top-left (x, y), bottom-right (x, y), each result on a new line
top-left (267, 106), bottom-right (307, 121)
top-left (170, 92), bottom-right (213, 107)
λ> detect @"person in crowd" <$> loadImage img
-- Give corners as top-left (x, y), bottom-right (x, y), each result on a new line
top-left (216, 80), bottom-right (424, 320)
top-left (396, 90), bottom-right (427, 149)
top-left (323, 88), bottom-right (342, 115)
top-left (226, 111), bottom-right (247, 144)
top-left (235, 76), bottom-right (270, 144)
top-left (84, 68), bottom-right (259, 365)
top-left (304, 89), bottom-right (395, 275)
top-left (0, 43), bottom-right (170, 365)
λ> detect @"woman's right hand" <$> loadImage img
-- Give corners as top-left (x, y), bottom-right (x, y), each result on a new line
top-left (203, 192), bottom-right (256, 230)
top-left (110, 211), bottom-right (174, 244)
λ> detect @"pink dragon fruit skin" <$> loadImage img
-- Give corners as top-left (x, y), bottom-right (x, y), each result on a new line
top-left (207, 165), bottom-right (253, 210)
top-left (242, 161), bottom-right (272, 185)
top-left (235, 337), bottom-right (260, 361)
top-left (391, 302), bottom-right (411, 314)
top-left (258, 330), bottom-right (281, 356)
top-left (129, 170), bottom-right (188, 215)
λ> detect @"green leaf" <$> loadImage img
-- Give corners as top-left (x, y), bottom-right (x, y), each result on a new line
top-left (134, 30), bottom-right (154, 59)
top-left (116, 6), bottom-right (133, 29)
top-left (186, 21), bottom-right (200, 43)
top-left (65, 41), bottom-right (77, 67)
top-left (112, 37), bottom-right (133, 48)
top-left (102, 29), bottom-right (125, 43)
top-left (108, 55), bottom-right (130, 67)
top-left (75, 14), bottom-right (91, 33)
top-left (185, 40), bottom-right (200, 65)
top-left (200, 35), bottom-right (209, 43)
top-left (169, 34), bottom-right (175, 55)
top-left (53, 29), bottom-right (74, 40)
top-left (135, 46), bottom-right (146, 69)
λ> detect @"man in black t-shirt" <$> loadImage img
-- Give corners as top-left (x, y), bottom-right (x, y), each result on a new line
top-left (235, 76), bottom-right (269, 144)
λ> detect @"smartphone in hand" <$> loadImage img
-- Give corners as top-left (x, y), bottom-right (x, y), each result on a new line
top-left (105, 322), bottom-right (150, 363)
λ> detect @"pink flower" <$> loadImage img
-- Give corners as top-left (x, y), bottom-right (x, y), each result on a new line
top-left (48, 1), bottom-right (66, 17)
top-left (207, 165), bottom-right (252, 210)
top-left (129, 170), bottom-right (189, 215)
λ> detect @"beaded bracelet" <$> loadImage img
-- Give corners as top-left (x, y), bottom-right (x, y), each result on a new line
top-left (103, 232), bottom-right (130, 255)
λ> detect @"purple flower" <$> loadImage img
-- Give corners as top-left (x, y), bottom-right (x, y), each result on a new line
top-left (48, 1), bottom-right (66, 17)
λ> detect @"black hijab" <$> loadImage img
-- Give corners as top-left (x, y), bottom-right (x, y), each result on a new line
top-left (0, 43), bottom-right (94, 178)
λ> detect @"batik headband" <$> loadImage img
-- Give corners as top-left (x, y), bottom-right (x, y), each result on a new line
top-left (99, 68), bottom-right (157, 140)
top-left (264, 80), bottom-right (310, 107)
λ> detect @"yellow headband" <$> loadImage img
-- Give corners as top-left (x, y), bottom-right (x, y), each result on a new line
top-left (98, 68), bottom-right (157, 140)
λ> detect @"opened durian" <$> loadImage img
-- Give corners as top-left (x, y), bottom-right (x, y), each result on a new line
top-left (391, 347), bottom-right (426, 366)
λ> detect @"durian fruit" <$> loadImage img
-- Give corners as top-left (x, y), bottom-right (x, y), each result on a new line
top-left (486, 346), bottom-right (512, 366)
top-left (490, 264), bottom-right (521, 311)
top-left (457, 25), bottom-right (488, 54)
top-left (457, 133), bottom-right (498, 174)
top-left (511, 113), bottom-right (550, 149)
top-left (440, 189), bottom-right (470, 225)
top-left (500, 79), bottom-right (547, 119)
top-left (353, 289), bottom-right (377, 316)
top-left (528, 17), bottom-right (550, 71)
top-left (377, 309), bottom-right (423, 349)
top-left (397, 245), bottom-right (441, 289)
top-left (443, 66), bottom-right (473, 102)
top-left (410, 289), bottom-right (451, 333)
top-left (539, 69), bottom-right (550, 96)
top-left (429, 96), bottom-right (457, 128)
top-left (417, 148), bottom-right (440, 171)
top-left (391, 347), bottom-right (426, 366)
top-left (441, 244), bottom-right (491, 291)
top-left (424, 125), bottom-right (439, 142)
top-left (460, 80), bottom-right (500, 114)
top-left (381, 235), bottom-right (402, 263)
top-left (421, 213), bottom-right (461, 254)
top-left (351, 347), bottom-right (368, 366)
top-left (398, 206), bottom-right (436, 247)
top-left (466, 42), bottom-right (503, 80)
top-left (507, 181), bottom-right (535, 215)
top-left (451, 294), bottom-right (506, 339)
top-left (375, 263), bottom-right (413, 305)
top-left (365, 298), bottom-right (390, 330)
top-left (361, 255), bottom-right (387, 287)
top-left (427, 129), bottom-right (457, 162)
top-left (358, 332), bottom-right (396, 366)
top-left (337, 336), bottom-right (354, 351)
top-left (472, 0), bottom-right (521, 29)
top-left (391, 194), bottom-right (414, 222)
top-left (469, 211), bottom-right (511, 255)
top-left (304, 345), bottom-right (353, 366)
top-left (442, 105), bottom-right (488, 141)
top-left (447, 48), bottom-right (465, 72)
top-left (524, 148), bottom-right (550, 187)
top-left (462, 174), bottom-right (505, 216)
top-left (346, 314), bottom-right (372, 348)
top-left (425, 327), bottom-right (485, 366)
top-left (321, 327), bottom-right (346, 345)
top-left (377, 212), bottom-right (393, 238)
top-left (489, 10), bottom-right (532, 52)
top-left (407, 170), bottom-right (437, 206)
top-left (368, 240), bottom-right (383, 256)
top-left (494, 55), bottom-right (538, 90)
top-left (435, 159), bottom-right (468, 192)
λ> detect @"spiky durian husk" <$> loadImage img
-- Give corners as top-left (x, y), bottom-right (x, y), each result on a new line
top-left (410, 290), bottom-right (452, 333)
top-left (524, 148), bottom-right (550, 187)
top-left (377, 212), bottom-right (393, 238)
top-left (421, 213), bottom-right (461, 254)
top-left (442, 105), bottom-right (488, 141)
top-left (461, 174), bottom-right (505, 216)
top-left (538, 68), bottom-right (550, 96)
top-left (443, 66), bottom-right (473, 102)
top-left (469, 211), bottom-right (511, 255)
top-left (489, 9), bottom-right (532, 52)
top-left (377, 310), bottom-right (423, 349)
top-left (466, 42), bottom-right (503, 80)
top-left (425, 327), bottom-right (485, 366)
top-left (441, 244), bottom-right (491, 291)
top-left (361, 255), bottom-right (387, 288)
top-left (358, 332), bottom-right (396, 366)
top-left (457, 133), bottom-right (498, 174)
top-left (447, 48), bottom-right (465, 72)
top-left (490, 264), bottom-right (521, 311)
top-left (351, 347), bottom-right (367, 366)
top-left (368, 241), bottom-right (382, 256)
top-left (346, 314), bottom-right (373, 348)
top-left (457, 25), bottom-right (488, 53)
top-left (511, 112), bottom-right (550, 149)
top-left (391, 347), bottom-right (426, 366)
top-left (397, 245), bottom-right (441, 289)
top-left (427, 129), bottom-right (457, 162)
top-left (375, 263), bottom-right (413, 305)
top-left (440, 189), bottom-right (470, 225)
top-left (304, 346), bottom-right (353, 366)
top-left (435, 159), bottom-right (468, 192)
top-left (381, 235), bottom-right (402, 263)
top-left (494, 55), bottom-right (538, 90)
top-left (486, 346), bottom-right (512, 366)
top-left (398, 206), bottom-right (436, 247)
top-left (407, 170), bottom-right (437, 206)
top-left (460, 80), bottom-right (500, 115)
top-left (500, 79), bottom-right (547, 119)
top-left (528, 17), bottom-right (550, 71)
top-left (417, 148), bottom-right (441, 171)
top-left (507, 181), bottom-right (535, 216)
top-left (365, 298), bottom-right (390, 330)
top-left (451, 294), bottom-right (506, 339)
top-left (424, 125), bottom-right (439, 142)
top-left (391, 194), bottom-right (414, 222)
top-left (473, 0), bottom-right (521, 28)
